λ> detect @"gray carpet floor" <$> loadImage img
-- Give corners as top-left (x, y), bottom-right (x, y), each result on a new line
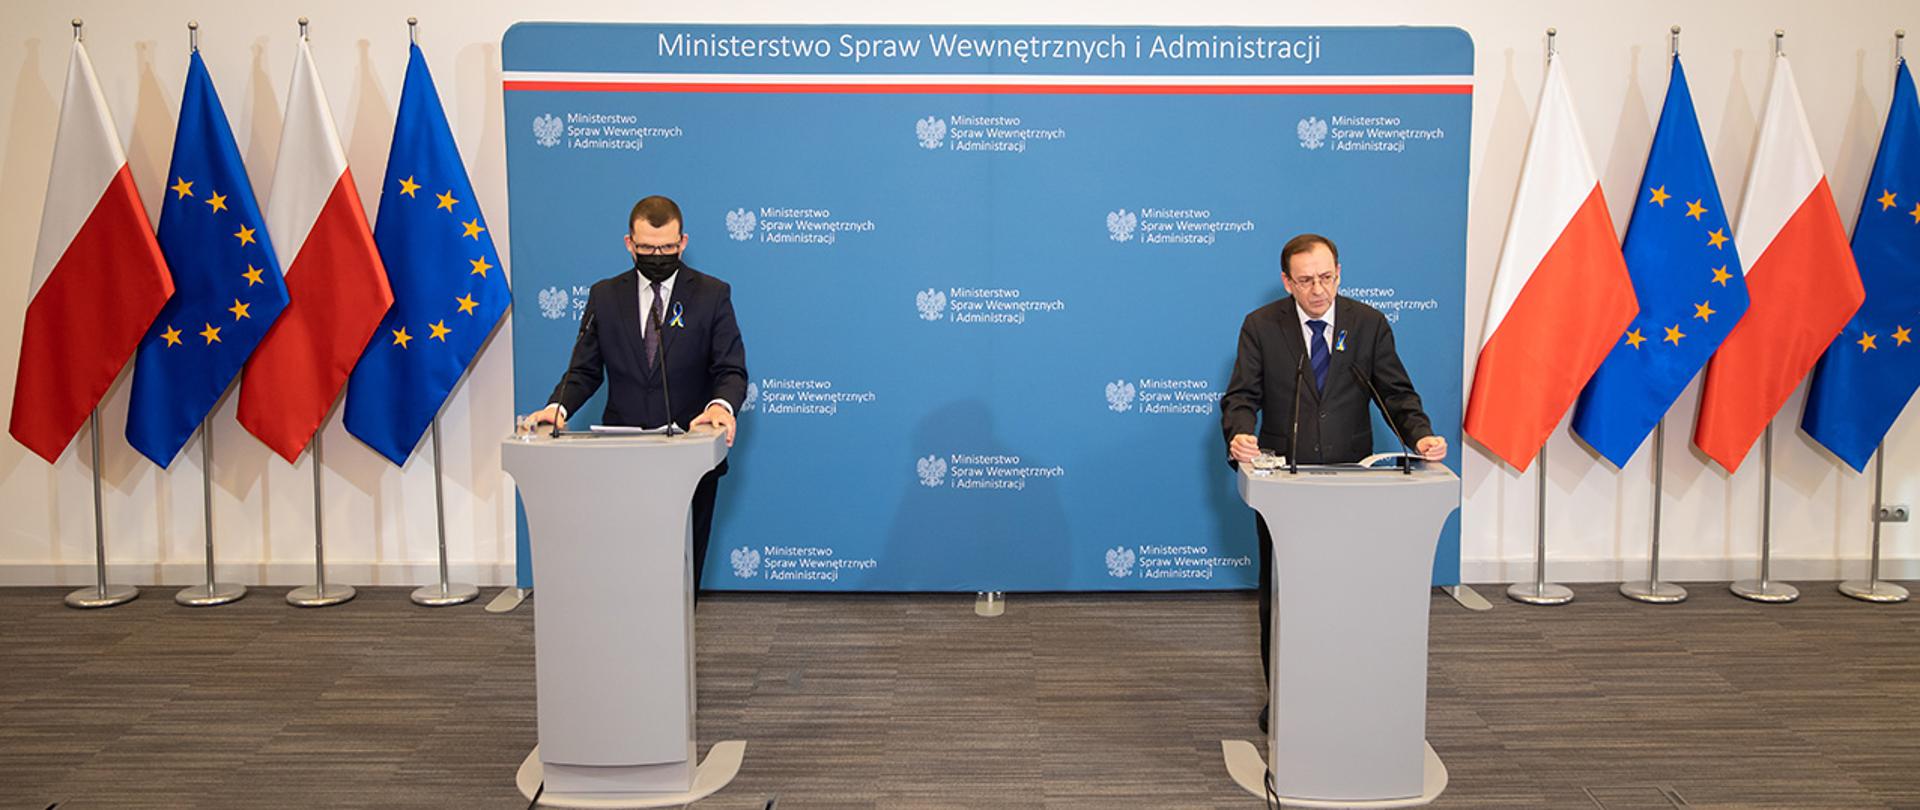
top-left (1, 583), bottom-right (1916, 809)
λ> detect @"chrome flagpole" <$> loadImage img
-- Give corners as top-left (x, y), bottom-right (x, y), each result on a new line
top-left (1838, 31), bottom-right (1912, 605)
top-left (1509, 444), bottom-right (1573, 605)
top-left (1622, 418), bottom-right (1687, 603)
top-left (1508, 28), bottom-right (1574, 608)
top-left (1840, 443), bottom-right (1910, 603)
top-left (176, 414), bottom-right (245, 605)
top-left (65, 408), bottom-right (138, 608)
top-left (1732, 423), bottom-right (1798, 602)
top-left (1622, 28), bottom-right (1690, 606)
top-left (288, 428), bottom-right (355, 607)
top-left (412, 416), bottom-right (479, 606)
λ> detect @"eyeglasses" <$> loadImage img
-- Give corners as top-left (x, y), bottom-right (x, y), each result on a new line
top-left (1289, 272), bottom-right (1337, 290)
top-left (631, 241), bottom-right (683, 255)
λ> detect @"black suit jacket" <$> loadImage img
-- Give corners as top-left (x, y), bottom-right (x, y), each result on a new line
top-left (548, 265), bottom-right (748, 430)
top-left (1220, 295), bottom-right (1433, 464)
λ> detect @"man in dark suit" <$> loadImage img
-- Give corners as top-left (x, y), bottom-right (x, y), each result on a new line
top-left (1220, 232), bottom-right (1446, 733)
top-left (523, 195), bottom-right (748, 594)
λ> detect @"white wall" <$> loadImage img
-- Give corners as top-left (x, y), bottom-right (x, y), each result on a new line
top-left (0, 0), bottom-right (1914, 587)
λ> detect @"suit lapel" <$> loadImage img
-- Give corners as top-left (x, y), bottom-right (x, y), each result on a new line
top-left (612, 271), bottom-right (654, 380)
top-left (1277, 296), bottom-right (1321, 404)
top-left (1323, 297), bottom-right (1355, 398)
top-left (660, 270), bottom-right (696, 367)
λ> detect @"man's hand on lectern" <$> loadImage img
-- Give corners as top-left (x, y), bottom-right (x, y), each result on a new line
top-left (690, 402), bottom-right (737, 446)
top-left (1229, 433), bottom-right (1260, 464)
top-left (522, 404), bottom-right (566, 434)
top-left (1415, 435), bottom-right (1447, 462)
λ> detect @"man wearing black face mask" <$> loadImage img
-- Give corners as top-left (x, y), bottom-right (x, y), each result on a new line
top-left (522, 195), bottom-right (748, 595)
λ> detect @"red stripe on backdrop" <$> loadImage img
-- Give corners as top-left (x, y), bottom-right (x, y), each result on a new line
top-left (9, 167), bottom-right (173, 463)
top-left (1694, 178), bottom-right (1863, 471)
top-left (1464, 185), bottom-right (1638, 471)
top-left (502, 80), bottom-right (1472, 96)
top-left (238, 173), bottom-right (393, 463)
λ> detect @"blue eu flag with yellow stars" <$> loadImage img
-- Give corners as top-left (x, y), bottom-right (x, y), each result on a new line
top-left (1571, 56), bottom-right (1750, 468)
top-left (345, 43), bottom-right (512, 464)
top-left (1802, 60), bottom-right (1920, 472)
top-left (126, 51), bottom-right (290, 467)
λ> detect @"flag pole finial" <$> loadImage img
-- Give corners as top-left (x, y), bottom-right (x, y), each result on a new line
top-left (1670, 25), bottom-right (1680, 60)
top-left (1897, 30), bottom-right (1906, 64)
top-left (408, 17), bottom-right (419, 44)
top-left (1545, 27), bottom-right (1556, 60)
top-left (1774, 29), bottom-right (1785, 57)
top-left (72, 19), bottom-right (83, 42)
top-left (188, 21), bottom-right (199, 52)
top-left (299, 17), bottom-right (309, 41)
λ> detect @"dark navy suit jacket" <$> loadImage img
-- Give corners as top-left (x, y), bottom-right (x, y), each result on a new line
top-left (1220, 295), bottom-right (1433, 464)
top-left (549, 265), bottom-right (749, 431)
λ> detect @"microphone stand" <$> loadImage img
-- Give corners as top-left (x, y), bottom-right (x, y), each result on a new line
top-left (1349, 365), bottom-right (1414, 474)
top-left (1288, 353), bottom-right (1305, 475)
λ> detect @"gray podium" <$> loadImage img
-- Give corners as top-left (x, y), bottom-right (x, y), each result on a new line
top-left (503, 430), bottom-right (745, 809)
top-left (1222, 463), bottom-right (1457, 808)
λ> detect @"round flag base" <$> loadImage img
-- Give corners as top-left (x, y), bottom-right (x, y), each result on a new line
top-left (65, 583), bottom-right (138, 609)
top-left (288, 583), bottom-right (357, 608)
top-left (1730, 579), bottom-right (1799, 603)
top-left (410, 582), bottom-right (480, 607)
top-left (1619, 580), bottom-right (1688, 604)
top-left (1506, 581), bottom-right (1573, 606)
top-left (1838, 580), bottom-right (1910, 604)
top-left (175, 582), bottom-right (247, 607)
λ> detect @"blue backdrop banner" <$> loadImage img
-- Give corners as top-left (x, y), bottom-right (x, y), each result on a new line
top-left (502, 23), bottom-right (1471, 591)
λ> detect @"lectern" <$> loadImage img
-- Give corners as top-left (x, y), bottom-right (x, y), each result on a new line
top-left (503, 430), bottom-right (745, 808)
top-left (1222, 463), bottom-right (1457, 808)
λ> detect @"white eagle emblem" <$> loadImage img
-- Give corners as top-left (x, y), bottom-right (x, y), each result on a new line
top-left (1297, 116), bottom-right (1329, 150)
top-left (915, 288), bottom-right (947, 321)
top-left (536, 286), bottom-right (570, 320)
top-left (916, 454), bottom-right (947, 487)
top-left (725, 208), bottom-right (757, 242)
top-left (730, 547), bottom-right (761, 578)
top-left (1105, 379), bottom-right (1137, 413)
top-left (915, 115), bottom-right (947, 150)
top-left (1106, 209), bottom-right (1137, 242)
top-left (532, 113), bottom-right (563, 148)
top-left (742, 381), bottom-right (759, 413)
top-left (1105, 546), bottom-right (1136, 578)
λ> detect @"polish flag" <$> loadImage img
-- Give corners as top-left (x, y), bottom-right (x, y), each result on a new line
top-left (239, 37), bottom-right (392, 462)
top-left (10, 39), bottom-right (173, 463)
top-left (1465, 54), bottom-right (1638, 471)
top-left (1694, 54), bottom-right (1864, 471)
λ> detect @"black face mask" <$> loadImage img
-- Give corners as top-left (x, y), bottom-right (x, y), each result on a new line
top-left (632, 251), bottom-right (681, 283)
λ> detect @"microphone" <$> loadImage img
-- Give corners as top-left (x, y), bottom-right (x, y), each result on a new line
top-left (1349, 365), bottom-right (1414, 474)
top-left (1288, 353), bottom-right (1305, 475)
top-left (651, 297), bottom-right (682, 436)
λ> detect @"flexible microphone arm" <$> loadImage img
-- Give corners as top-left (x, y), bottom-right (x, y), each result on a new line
top-left (1288, 353), bottom-right (1305, 475)
top-left (652, 300), bottom-right (682, 436)
top-left (1349, 365), bottom-right (1413, 474)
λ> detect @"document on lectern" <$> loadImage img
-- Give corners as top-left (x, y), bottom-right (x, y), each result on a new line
top-left (589, 423), bottom-right (685, 435)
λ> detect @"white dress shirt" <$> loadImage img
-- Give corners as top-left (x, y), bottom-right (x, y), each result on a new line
top-left (1294, 300), bottom-right (1336, 354)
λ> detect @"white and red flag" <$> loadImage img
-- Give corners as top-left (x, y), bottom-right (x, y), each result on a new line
top-left (239, 37), bottom-right (392, 461)
top-left (1465, 53), bottom-right (1639, 470)
top-left (1693, 53), bottom-right (1864, 471)
top-left (10, 38), bottom-right (173, 462)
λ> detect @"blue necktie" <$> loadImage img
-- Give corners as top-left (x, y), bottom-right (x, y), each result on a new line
top-left (1307, 319), bottom-right (1330, 392)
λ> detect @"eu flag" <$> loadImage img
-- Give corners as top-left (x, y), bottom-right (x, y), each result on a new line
top-left (1802, 61), bottom-right (1920, 472)
top-left (1571, 57), bottom-right (1749, 468)
top-left (345, 44), bottom-right (511, 464)
top-left (125, 51), bottom-right (289, 467)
